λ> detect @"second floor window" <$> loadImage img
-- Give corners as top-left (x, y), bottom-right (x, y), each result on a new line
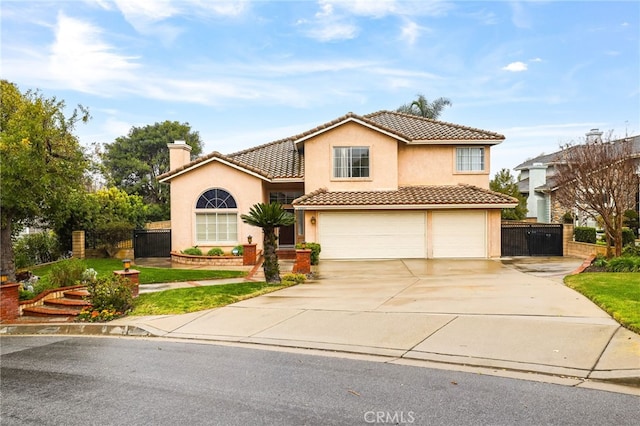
top-left (456, 147), bottom-right (485, 172)
top-left (333, 146), bottom-right (369, 178)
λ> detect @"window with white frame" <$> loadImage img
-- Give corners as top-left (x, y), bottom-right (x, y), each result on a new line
top-left (195, 189), bottom-right (238, 243)
top-left (333, 146), bottom-right (369, 178)
top-left (456, 147), bottom-right (485, 171)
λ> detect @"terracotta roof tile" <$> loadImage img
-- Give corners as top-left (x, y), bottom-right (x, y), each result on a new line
top-left (363, 111), bottom-right (505, 142)
top-left (228, 139), bottom-right (303, 179)
top-left (293, 185), bottom-right (518, 207)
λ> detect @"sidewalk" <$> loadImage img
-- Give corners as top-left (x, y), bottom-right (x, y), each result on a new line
top-left (2, 258), bottom-right (638, 395)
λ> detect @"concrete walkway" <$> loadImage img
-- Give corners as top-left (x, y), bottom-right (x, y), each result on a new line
top-left (3, 257), bottom-right (639, 394)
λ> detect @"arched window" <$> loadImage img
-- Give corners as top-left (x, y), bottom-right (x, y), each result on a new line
top-left (196, 189), bottom-right (237, 209)
top-left (195, 189), bottom-right (238, 243)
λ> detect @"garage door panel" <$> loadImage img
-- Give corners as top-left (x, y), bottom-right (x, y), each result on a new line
top-left (319, 212), bottom-right (425, 259)
top-left (432, 211), bottom-right (486, 258)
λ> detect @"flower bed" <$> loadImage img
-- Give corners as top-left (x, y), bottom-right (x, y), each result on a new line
top-left (170, 251), bottom-right (244, 266)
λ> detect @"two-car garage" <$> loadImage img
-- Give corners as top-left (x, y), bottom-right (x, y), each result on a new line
top-left (317, 210), bottom-right (487, 259)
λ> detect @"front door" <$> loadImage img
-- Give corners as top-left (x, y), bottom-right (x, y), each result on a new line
top-left (278, 209), bottom-right (296, 246)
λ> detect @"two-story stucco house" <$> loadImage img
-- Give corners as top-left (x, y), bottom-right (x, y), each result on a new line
top-left (158, 111), bottom-right (517, 260)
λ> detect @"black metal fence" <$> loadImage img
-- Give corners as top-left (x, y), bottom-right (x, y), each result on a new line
top-left (501, 223), bottom-right (563, 257)
top-left (134, 229), bottom-right (171, 258)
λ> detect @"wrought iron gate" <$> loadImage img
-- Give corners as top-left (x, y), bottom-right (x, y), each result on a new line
top-left (134, 229), bottom-right (171, 258)
top-left (501, 223), bottom-right (563, 257)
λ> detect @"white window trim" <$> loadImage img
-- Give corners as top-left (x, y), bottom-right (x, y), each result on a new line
top-left (455, 146), bottom-right (486, 173)
top-left (332, 146), bottom-right (371, 180)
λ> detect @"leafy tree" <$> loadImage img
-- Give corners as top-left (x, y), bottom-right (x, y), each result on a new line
top-left (0, 80), bottom-right (88, 281)
top-left (102, 121), bottom-right (203, 220)
top-left (490, 168), bottom-right (527, 220)
top-left (52, 187), bottom-right (148, 251)
top-left (241, 203), bottom-right (295, 283)
top-left (554, 133), bottom-right (639, 257)
top-left (396, 94), bottom-right (452, 119)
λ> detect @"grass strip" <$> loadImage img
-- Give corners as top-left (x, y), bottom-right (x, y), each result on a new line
top-left (564, 272), bottom-right (640, 334)
top-left (131, 281), bottom-right (294, 315)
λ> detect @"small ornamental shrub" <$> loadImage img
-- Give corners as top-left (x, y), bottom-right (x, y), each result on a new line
top-left (622, 228), bottom-right (636, 247)
top-left (85, 274), bottom-right (133, 315)
top-left (207, 247), bottom-right (224, 256)
top-left (49, 258), bottom-right (87, 288)
top-left (606, 256), bottom-right (640, 272)
top-left (592, 255), bottom-right (608, 268)
top-left (13, 231), bottom-right (62, 269)
top-left (232, 245), bottom-right (244, 256)
top-left (281, 273), bottom-right (307, 284)
top-left (182, 247), bottom-right (203, 256)
top-left (622, 244), bottom-right (640, 257)
top-left (574, 227), bottom-right (596, 244)
top-left (296, 242), bottom-right (321, 265)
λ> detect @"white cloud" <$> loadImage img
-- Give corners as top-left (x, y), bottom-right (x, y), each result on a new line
top-left (399, 20), bottom-right (422, 45)
top-left (305, 22), bottom-right (358, 41)
top-left (530, 57), bottom-right (542, 63)
top-left (502, 61), bottom-right (528, 72)
top-left (49, 12), bottom-right (140, 93)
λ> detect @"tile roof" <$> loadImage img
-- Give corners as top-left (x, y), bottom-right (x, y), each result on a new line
top-left (363, 111), bottom-right (505, 142)
top-left (159, 110), bottom-right (504, 182)
top-left (293, 185), bottom-right (518, 207)
top-left (514, 135), bottom-right (640, 170)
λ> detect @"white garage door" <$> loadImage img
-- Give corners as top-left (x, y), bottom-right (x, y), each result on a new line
top-left (432, 210), bottom-right (486, 258)
top-left (318, 211), bottom-right (426, 259)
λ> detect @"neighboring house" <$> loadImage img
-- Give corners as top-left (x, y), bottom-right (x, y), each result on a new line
top-left (158, 111), bottom-right (517, 260)
top-left (515, 130), bottom-right (640, 224)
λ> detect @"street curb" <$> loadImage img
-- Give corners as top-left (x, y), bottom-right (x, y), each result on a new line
top-left (0, 323), bottom-right (153, 337)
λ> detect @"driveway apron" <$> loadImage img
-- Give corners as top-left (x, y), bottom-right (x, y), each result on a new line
top-left (128, 258), bottom-right (640, 382)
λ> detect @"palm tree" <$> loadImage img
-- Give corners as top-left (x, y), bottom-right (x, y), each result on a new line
top-left (241, 202), bottom-right (295, 283)
top-left (396, 94), bottom-right (452, 119)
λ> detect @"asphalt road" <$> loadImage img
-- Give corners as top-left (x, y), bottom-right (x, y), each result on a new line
top-left (1, 337), bottom-right (638, 426)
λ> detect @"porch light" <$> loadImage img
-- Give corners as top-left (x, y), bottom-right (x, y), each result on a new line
top-left (0, 272), bottom-right (8, 284)
top-left (247, 235), bottom-right (253, 244)
top-left (310, 216), bottom-right (316, 225)
top-left (122, 259), bottom-right (131, 272)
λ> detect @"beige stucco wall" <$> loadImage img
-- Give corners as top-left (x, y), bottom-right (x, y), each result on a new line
top-left (168, 161), bottom-right (265, 253)
top-left (487, 209), bottom-right (502, 257)
top-left (303, 122), bottom-right (399, 192)
top-left (398, 144), bottom-right (491, 188)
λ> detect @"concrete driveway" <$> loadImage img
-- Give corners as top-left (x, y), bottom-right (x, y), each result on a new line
top-left (128, 257), bottom-right (639, 387)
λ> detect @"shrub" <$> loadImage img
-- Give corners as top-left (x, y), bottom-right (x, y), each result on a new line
top-left (96, 222), bottom-right (135, 257)
top-left (182, 247), bottom-right (203, 255)
top-left (622, 244), bottom-right (640, 257)
top-left (85, 274), bottom-right (133, 314)
top-left (296, 242), bottom-right (321, 265)
top-left (232, 245), bottom-right (244, 256)
top-left (49, 258), bottom-right (87, 288)
top-left (606, 256), bottom-right (640, 272)
top-left (281, 273), bottom-right (307, 284)
top-left (622, 228), bottom-right (636, 247)
top-left (207, 247), bottom-right (224, 256)
top-left (13, 231), bottom-right (62, 269)
top-left (592, 255), bottom-right (608, 268)
top-left (574, 227), bottom-right (596, 244)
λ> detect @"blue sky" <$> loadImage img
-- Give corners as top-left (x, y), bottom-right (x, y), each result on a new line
top-left (2, 0), bottom-right (639, 175)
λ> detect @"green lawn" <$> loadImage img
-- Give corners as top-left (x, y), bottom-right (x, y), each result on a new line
top-left (131, 281), bottom-right (294, 315)
top-left (564, 273), bottom-right (640, 333)
top-left (30, 258), bottom-right (246, 285)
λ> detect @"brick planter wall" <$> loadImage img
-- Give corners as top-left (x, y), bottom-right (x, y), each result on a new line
top-left (1, 283), bottom-right (21, 321)
top-left (243, 244), bottom-right (257, 266)
top-left (293, 249), bottom-right (312, 274)
top-left (171, 252), bottom-right (244, 266)
top-left (113, 270), bottom-right (140, 297)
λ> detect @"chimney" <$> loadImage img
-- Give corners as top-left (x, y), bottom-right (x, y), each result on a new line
top-left (167, 140), bottom-right (192, 171)
top-left (585, 128), bottom-right (603, 143)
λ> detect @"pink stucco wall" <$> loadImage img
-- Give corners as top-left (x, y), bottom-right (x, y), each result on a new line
top-left (302, 122), bottom-right (399, 192)
top-left (168, 160), bottom-right (265, 253)
top-left (398, 144), bottom-right (491, 188)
